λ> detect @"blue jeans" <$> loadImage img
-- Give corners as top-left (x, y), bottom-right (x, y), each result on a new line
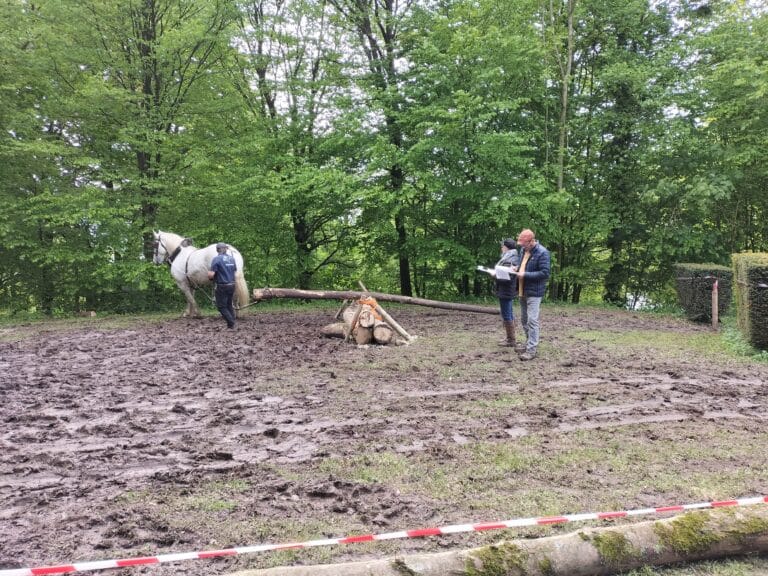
top-left (519, 296), bottom-right (541, 352)
top-left (499, 298), bottom-right (514, 322)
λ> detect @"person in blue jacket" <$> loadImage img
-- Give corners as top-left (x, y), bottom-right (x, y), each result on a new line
top-left (515, 229), bottom-right (551, 360)
top-left (207, 242), bottom-right (237, 329)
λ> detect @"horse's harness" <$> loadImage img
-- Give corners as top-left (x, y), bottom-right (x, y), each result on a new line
top-left (154, 235), bottom-right (184, 266)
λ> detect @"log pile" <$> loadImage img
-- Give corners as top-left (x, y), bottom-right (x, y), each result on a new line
top-left (321, 296), bottom-right (408, 346)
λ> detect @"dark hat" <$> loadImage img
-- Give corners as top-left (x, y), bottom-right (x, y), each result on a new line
top-left (502, 238), bottom-right (516, 250)
top-left (216, 242), bottom-right (228, 251)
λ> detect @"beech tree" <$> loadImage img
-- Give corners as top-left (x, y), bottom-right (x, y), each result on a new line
top-left (327, 0), bottom-right (419, 295)
top-left (220, 0), bottom-right (365, 290)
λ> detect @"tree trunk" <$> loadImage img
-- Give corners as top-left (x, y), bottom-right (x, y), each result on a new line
top-left (228, 507), bottom-right (768, 576)
top-left (252, 288), bottom-right (498, 315)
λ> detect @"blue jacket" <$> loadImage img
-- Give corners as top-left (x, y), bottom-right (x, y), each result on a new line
top-left (519, 243), bottom-right (550, 298)
top-left (210, 253), bottom-right (237, 284)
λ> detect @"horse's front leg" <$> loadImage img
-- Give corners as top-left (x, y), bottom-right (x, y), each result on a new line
top-left (179, 283), bottom-right (201, 318)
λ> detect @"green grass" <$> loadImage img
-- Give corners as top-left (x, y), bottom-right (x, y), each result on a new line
top-left (461, 394), bottom-right (525, 416)
top-left (569, 312), bottom-right (768, 363)
top-left (317, 452), bottom-right (411, 485)
top-left (627, 557), bottom-right (768, 575)
top-left (721, 323), bottom-right (768, 363)
top-left (571, 329), bottom-right (730, 358)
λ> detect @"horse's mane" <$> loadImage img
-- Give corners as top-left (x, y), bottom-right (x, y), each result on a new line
top-left (158, 231), bottom-right (190, 254)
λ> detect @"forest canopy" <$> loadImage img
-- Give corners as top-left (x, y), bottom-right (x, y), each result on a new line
top-left (1, 0), bottom-right (766, 314)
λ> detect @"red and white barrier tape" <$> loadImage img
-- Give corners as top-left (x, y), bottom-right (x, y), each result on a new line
top-left (3, 495), bottom-right (767, 576)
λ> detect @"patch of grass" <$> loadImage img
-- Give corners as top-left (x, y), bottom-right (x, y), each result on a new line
top-left (625, 557), bottom-right (768, 575)
top-left (115, 489), bottom-right (153, 503)
top-left (310, 421), bottom-right (767, 521)
top-left (461, 394), bottom-right (525, 416)
top-left (317, 452), bottom-right (410, 484)
top-left (721, 323), bottom-right (768, 363)
top-left (184, 496), bottom-right (238, 512)
top-left (530, 426), bottom-right (767, 498)
top-left (572, 318), bottom-right (768, 363)
top-left (572, 329), bottom-right (729, 359)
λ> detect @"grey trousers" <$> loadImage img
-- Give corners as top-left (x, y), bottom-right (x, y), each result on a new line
top-left (519, 296), bottom-right (542, 352)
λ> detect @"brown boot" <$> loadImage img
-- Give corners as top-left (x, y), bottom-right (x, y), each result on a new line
top-left (498, 320), bottom-right (516, 347)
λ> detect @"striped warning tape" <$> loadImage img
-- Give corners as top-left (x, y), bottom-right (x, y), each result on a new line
top-left (2, 495), bottom-right (766, 576)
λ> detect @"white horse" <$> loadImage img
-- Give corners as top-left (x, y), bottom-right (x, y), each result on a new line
top-left (152, 230), bottom-right (249, 318)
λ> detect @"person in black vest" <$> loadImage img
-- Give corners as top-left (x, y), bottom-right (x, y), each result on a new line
top-left (207, 242), bottom-right (237, 329)
top-left (494, 238), bottom-right (520, 348)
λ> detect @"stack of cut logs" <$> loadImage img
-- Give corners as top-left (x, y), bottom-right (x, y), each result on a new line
top-left (321, 297), bottom-right (410, 345)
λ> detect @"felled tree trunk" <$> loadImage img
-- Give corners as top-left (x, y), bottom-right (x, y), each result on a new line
top-left (252, 288), bottom-right (498, 315)
top-left (227, 507), bottom-right (768, 576)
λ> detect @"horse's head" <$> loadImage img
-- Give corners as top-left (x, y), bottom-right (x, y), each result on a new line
top-left (152, 230), bottom-right (169, 265)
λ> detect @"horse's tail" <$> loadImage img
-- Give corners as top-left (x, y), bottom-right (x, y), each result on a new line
top-left (234, 270), bottom-right (249, 317)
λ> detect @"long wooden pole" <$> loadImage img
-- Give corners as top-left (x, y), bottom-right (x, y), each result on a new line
top-left (252, 288), bottom-right (498, 315)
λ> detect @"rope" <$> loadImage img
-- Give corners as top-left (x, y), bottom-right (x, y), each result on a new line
top-left (357, 296), bottom-right (382, 320)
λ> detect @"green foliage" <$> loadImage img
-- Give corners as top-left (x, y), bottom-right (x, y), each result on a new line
top-left (732, 253), bottom-right (768, 351)
top-left (674, 263), bottom-right (732, 322)
top-left (1, 0), bottom-right (768, 314)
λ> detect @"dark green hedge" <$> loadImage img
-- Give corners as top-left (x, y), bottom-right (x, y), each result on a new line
top-left (674, 263), bottom-right (732, 323)
top-left (733, 253), bottom-right (768, 351)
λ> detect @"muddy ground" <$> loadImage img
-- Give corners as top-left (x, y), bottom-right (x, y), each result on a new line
top-left (1, 305), bottom-right (767, 575)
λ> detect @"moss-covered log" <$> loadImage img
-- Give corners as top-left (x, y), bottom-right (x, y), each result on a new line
top-left (228, 506), bottom-right (768, 576)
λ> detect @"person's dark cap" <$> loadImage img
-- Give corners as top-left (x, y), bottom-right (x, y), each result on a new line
top-left (502, 238), bottom-right (516, 250)
top-left (216, 242), bottom-right (228, 251)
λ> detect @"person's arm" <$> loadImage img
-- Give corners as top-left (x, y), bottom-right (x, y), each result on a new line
top-left (208, 259), bottom-right (218, 281)
top-left (522, 249), bottom-right (550, 281)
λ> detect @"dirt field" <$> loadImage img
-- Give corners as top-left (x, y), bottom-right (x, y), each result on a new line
top-left (1, 305), bottom-right (768, 575)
